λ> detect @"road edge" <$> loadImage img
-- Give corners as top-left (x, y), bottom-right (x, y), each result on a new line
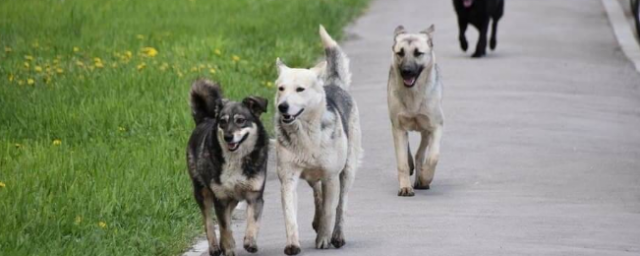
top-left (602, 0), bottom-right (640, 73)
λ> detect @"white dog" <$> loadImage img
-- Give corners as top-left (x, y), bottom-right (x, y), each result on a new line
top-left (387, 25), bottom-right (444, 197)
top-left (274, 25), bottom-right (362, 255)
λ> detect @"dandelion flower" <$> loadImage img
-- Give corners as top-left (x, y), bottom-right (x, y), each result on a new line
top-left (74, 216), bottom-right (82, 225)
top-left (27, 78), bottom-right (35, 85)
top-left (14, 143), bottom-right (22, 148)
top-left (124, 51), bottom-right (133, 59)
top-left (118, 127), bottom-right (126, 132)
top-left (232, 55), bottom-right (240, 62)
top-left (73, 47), bottom-right (80, 52)
top-left (98, 221), bottom-right (107, 228)
top-left (93, 57), bottom-right (102, 63)
top-left (56, 68), bottom-right (64, 74)
top-left (0, 182), bottom-right (5, 188)
top-left (52, 139), bottom-right (62, 146)
top-left (209, 68), bottom-right (216, 74)
top-left (8, 74), bottom-right (14, 82)
top-left (136, 63), bottom-right (146, 71)
top-left (214, 48), bottom-right (222, 56)
top-left (34, 66), bottom-right (43, 72)
top-left (266, 81), bottom-right (273, 87)
top-left (24, 55), bottom-right (34, 61)
top-left (24, 62), bottom-right (30, 69)
top-left (95, 62), bottom-right (104, 68)
top-left (141, 47), bottom-right (158, 57)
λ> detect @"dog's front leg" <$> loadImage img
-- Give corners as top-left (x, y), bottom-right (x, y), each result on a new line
top-left (417, 127), bottom-right (443, 188)
top-left (307, 180), bottom-right (323, 233)
top-left (457, 16), bottom-right (469, 52)
top-left (413, 131), bottom-right (431, 190)
top-left (196, 188), bottom-right (222, 256)
top-left (214, 199), bottom-right (238, 256)
top-left (279, 166), bottom-right (302, 255)
top-left (243, 197), bottom-right (263, 253)
top-left (392, 127), bottom-right (414, 196)
top-left (316, 175), bottom-right (340, 249)
top-left (472, 17), bottom-right (490, 58)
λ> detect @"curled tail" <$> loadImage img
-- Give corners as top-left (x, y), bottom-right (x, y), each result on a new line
top-left (319, 25), bottom-right (351, 90)
top-left (189, 79), bottom-right (223, 124)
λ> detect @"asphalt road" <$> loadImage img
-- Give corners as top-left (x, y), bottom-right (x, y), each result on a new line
top-left (189, 0), bottom-right (640, 255)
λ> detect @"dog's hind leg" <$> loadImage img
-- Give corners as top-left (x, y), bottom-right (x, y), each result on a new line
top-left (472, 18), bottom-right (490, 58)
top-left (332, 155), bottom-right (357, 248)
top-left (243, 197), bottom-right (264, 253)
top-left (392, 128), bottom-right (414, 196)
top-left (307, 180), bottom-right (323, 234)
top-left (214, 199), bottom-right (239, 256)
top-left (417, 127), bottom-right (443, 188)
top-left (490, 1), bottom-right (504, 50)
top-left (196, 187), bottom-right (222, 256)
top-left (413, 131), bottom-right (431, 190)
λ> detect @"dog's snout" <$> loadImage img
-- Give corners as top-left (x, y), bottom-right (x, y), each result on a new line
top-left (401, 68), bottom-right (414, 77)
top-left (223, 134), bottom-right (234, 143)
top-left (278, 102), bottom-right (289, 113)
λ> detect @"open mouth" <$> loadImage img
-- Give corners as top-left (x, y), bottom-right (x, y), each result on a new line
top-left (281, 109), bottom-right (304, 124)
top-left (463, 0), bottom-right (473, 8)
top-left (402, 76), bottom-right (417, 87)
top-left (226, 133), bottom-right (248, 152)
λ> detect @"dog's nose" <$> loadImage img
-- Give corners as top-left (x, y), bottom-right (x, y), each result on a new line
top-left (223, 134), bottom-right (234, 143)
top-left (401, 68), bottom-right (414, 77)
top-left (278, 102), bottom-right (289, 113)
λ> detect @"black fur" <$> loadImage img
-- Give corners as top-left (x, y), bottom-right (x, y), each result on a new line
top-left (453, 0), bottom-right (504, 58)
top-left (325, 85), bottom-right (353, 137)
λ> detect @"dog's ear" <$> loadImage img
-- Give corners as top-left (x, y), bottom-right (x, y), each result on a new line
top-left (310, 61), bottom-right (327, 77)
top-left (242, 96), bottom-right (268, 117)
top-left (276, 57), bottom-right (289, 75)
top-left (394, 25), bottom-right (406, 38)
top-left (421, 24), bottom-right (435, 47)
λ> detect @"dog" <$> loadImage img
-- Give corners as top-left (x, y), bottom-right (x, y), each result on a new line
top-left (388, 25), bottom-right (444, 197)
top-left (274, 25), bottom-right (362, 255)
top-left (453, 0), bottom-right (504, 57)
top-left (186, 79), bottom-right (269, 256)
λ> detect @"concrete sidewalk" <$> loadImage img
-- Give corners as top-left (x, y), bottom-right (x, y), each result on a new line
top-left (186, 0), bottom-right (640, 255)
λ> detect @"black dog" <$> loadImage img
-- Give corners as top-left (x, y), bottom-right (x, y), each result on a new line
top-left (186, 79), bottom-right (269, 256)
top-left (453, 0), bottom-right (504, 57)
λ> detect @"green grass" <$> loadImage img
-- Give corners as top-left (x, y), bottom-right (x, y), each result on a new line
top-left (0, 0), bottom-right (369, 255)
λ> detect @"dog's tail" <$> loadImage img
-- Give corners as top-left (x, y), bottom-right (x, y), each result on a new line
top-left (319, 25), bottom-right (351, 90)
top-left (190, 79), bottom-right (223, 125)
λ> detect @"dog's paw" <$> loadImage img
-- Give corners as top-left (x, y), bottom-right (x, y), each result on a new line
top-left (284, 245), bottom-right (301, 255)
top-left (316, 235), bottom-right (332, 249)
top-left (460, 38), bottom-right (468, 52)
top-left (208, 246), bottom-right (223, 256)
top-left (490, 38), bottom-right (497, 50)
top-left (471, 51), bottom-right (485, 58)
top-left (414, 182), bottom-right (430, 190)
top-left (243, 237), bottom-right (258, 253)
top-left (398, 187), bottom-right (415, 197)
top-left (331, 232), bottom-right (346, 249)
top-left (223, 250), bottom-right (235, 256)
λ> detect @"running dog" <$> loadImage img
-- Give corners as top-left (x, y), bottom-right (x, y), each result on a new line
top-left (274, 25), bottom-right (362, 255)
top-left (453, 0), bottom-right (504, 57)
top-left (186, 79), bottom-right (269, 256)
top-left (388, 25), bottom-right (444, 197)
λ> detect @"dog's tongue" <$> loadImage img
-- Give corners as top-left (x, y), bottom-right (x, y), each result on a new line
top-left (463, 0), bottom-right (473, 8)
top-left (228, 143), bottom-right (238, 150)
top-left (403, 77), bottom-right (416, 87)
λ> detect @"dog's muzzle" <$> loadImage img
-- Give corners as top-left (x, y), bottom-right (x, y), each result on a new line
top-left (400, 68), bottom-right (420, 88)
top-left (281, 109), bottom-right (304, 124)
top-left (224, 133), bottom-right (248, 152)
top-left (463, 0), bottom-right (474, 8)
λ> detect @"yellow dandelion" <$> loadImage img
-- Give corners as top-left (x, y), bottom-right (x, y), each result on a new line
top-left (0, 181), bottom-right (5, 188)
top-left (124, 51), bottom-right (133, 58)
top-left (232, 55), bottom-right (240, 62)
top-left (74, 216), bottom-right (82, 225)
top-left (136, 34), bottom-right (145, 40)
top-left (73, 47), bottom-right (80, 52)
top-left (8, 74), bottom-right (14, 82)
top-left (76, 61), bottom-right (85, 67)
top-left (93, 57), bottom-right (102, 63)
top-left (136, 63), bottom-right (146, 71)
top-left (34, 66), bottom-right (43, 72)
top-left (98, 221), bottom-right (107, 228)
top-left (24, 55), bottom-right (34, 61)
top-left (27, 78), bottom-right (35, 85)
top-left (209, 68), bottom-right (216, 74)
top-left (14, 143), bottom-right (22, 148)
top-left (118, 127), bottom-right (126, 132)
top-left (52, 139), bottom-right (62, 146)
top-left (214, 48), bottom-right (222, 56)
top-left (4, 46), bottom-right (12, 53)
top-left (95, 62), bottom-right (104, 68)
top-left (141, 47), bottom-right (158, 57)
top-left (266, 81), bottom-right (273, 87)
top-left (56, 68), bottom-right (64, 74)
top-left (24, 62), bottom-right (30, 69)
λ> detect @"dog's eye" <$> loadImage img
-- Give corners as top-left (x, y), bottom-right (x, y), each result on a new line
top-left (414, 50), bottom-right (424, 57)
top-left (235, 118), bottom-right (246, 125)
top-left (219, 118), bottom-right (228, 125)
top-left (296, 87), bottom-right (305, 92)
top-left (278, 86), bottom-right (284, 92)
top-left (396, 49), bottom-right (405, 57)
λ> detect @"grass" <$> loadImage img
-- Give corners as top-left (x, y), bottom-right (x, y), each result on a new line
top-left (0, 0), bottom-right (369, 255)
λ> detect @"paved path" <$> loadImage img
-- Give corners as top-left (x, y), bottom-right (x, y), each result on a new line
top-left (192, 0), bottom-right (640, 255)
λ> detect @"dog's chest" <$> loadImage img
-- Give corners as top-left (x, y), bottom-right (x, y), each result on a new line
top-left (397, 113), bottom-right (432, 132)
top-left (209, 157), bottom-right (259, 200)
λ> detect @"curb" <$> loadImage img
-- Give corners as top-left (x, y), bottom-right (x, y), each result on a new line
top-left (602, 0), bottom-right (640, 73)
